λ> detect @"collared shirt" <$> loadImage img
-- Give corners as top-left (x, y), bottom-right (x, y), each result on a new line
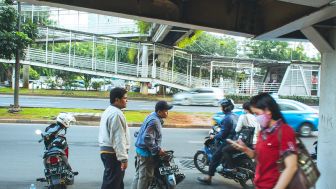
top-left (254, 120), bottom-right (297, 189)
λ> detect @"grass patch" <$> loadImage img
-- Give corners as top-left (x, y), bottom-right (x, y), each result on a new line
top-left (0, 107), bottom-right (101, 120)
top-left (0, 87), bottom-right (172, 101)
top-left (0, 107), bottom-right (212, 125)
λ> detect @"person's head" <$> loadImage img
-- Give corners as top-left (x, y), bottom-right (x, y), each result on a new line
top-left (110, 87), bottom-right (128, 109)
top-left (250, 93), bottom-right (286, 127)
top-left (219, 98), bottom-right (234, 113)
top-left (155, 101), bottom-right (173, 119)
top-left (242, 101), bottom-right (252, 114)
top-left (56, 113), bottom-right (76, 128)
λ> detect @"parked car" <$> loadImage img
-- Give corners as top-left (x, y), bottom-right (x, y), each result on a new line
top-left (173, 87), bottom-right (224, 106)
top-left (212, 99), bottom-right (319, 136)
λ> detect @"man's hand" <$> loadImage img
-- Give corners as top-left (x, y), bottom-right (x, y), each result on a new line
top-left (209, 134), bottom-right (215, 139)
top-left (158, 149), bottom-right (166, 156)
top-left (121, 162), bottom-right (128, 171)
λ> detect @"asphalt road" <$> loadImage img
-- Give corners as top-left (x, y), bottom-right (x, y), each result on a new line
top-left (0, 124), bottom-right (317, 189)
top-left (0, 95), bottom-right (219, 113)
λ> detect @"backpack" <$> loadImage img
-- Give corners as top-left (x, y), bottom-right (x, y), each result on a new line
top-left (236, 126), bottom-right (255, 147)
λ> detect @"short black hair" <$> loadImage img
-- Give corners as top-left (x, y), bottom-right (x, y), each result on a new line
top-left (155, 101), bottom-right (173, 112)
top-left (242, 101), bottom-right (252, 112)
top-left (110, 87), bottom-right (127, 104)
top-left (250, 93), bottom-right (286, 123)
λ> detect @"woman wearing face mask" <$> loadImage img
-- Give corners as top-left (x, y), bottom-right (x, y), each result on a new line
top-left (229, 93), bottom-right (298, 189)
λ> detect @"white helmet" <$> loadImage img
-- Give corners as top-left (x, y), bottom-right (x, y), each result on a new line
top-left (56, 113), bottom-right (76, 128)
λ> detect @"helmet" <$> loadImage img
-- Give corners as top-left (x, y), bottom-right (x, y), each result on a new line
top-left (219, 98), bottom-right (234, 112)
top-left (56, 113), bottom-right (76, 128)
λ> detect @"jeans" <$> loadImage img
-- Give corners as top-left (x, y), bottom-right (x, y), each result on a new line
top-left (208, 143), bottom-right (226, 176)
top-left (101, 153), bottom-right (125, 189)
top-left (132, 154), bottom-right (157, 189)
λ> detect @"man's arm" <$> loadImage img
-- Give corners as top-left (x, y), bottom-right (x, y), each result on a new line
top-left (235, 115), bottom-right (244, 133)
top-left (215, 118), bottom-right (232, 140)
top-left (111, 115), bottom-right (128, 162)
top-left (143, 120), bottom-right (161, 155)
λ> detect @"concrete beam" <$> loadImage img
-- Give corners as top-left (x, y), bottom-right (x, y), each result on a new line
top-left (256, 5), bottom-right (336, 40)
top-left (21, 0), bottom-right (317, 38)
top-left (301, 26), bottom-right (334, 53)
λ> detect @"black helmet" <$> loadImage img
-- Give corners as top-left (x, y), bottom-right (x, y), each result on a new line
top-left (219, 99), bottom-right (234, 112)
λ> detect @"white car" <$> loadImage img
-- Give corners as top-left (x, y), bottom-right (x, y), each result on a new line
top-left (173, 87), bottom-right (224, 106)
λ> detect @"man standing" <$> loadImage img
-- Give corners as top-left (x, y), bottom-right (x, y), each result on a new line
top-left (132, 101), bottom-right (173, 189)
top-left (99, 87), bottom-right (130, 189)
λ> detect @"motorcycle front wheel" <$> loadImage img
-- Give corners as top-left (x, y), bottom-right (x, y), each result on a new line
top-left (193, 151), bottom-right (210, 174)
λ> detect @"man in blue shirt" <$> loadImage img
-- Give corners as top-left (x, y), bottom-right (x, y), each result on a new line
top-left (132, 101), bottom-right (173, 189)
top-left (197, 99), bottom-right (237, 185)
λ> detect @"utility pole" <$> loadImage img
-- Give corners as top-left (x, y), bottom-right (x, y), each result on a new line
top-left (10, 1), bottom-right (21, 113)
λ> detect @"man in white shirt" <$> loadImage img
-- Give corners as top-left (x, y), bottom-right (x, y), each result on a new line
top-left (99, 87), bottom-right (130, 189)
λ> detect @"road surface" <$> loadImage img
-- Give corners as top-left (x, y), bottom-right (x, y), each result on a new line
top-left (0, 94), bottom-right (219, 113)
top-left (0, 123), bottom-right (317, 189)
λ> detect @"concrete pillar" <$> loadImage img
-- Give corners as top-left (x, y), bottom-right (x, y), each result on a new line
top-left (303, 27), bottom-right (336, 189)
top-left (141, 45), bottom-right (149, 78)
top-left (140, 82), bottom-right (148, 95)
top-left (22, 65), bottom-right (30, 88)
top-left (157, 54), bottom-right (170, 95)
top-left (316, 41), bottom-right (336, 189)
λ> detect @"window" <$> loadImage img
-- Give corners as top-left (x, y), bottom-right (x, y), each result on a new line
top-left (198, 88), bottom-right (214, 93)
top-left (279, 103), bottom-right (299, 111)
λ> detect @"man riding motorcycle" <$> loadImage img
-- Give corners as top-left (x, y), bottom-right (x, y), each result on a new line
top-left (197, 99), bottom-right (238, 185)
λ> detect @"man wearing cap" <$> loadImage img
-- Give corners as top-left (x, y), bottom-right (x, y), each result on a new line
top-left (132, 101), bottom-right (173, 189)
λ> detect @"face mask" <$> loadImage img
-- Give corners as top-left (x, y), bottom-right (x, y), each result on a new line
top-left (256, 114), bottom-right (271, 129)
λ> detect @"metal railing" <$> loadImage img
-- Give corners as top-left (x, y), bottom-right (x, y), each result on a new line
top-left (25, 47), bottom-right (210, 89)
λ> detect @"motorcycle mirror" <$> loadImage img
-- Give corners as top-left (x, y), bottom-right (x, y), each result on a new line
top-left (35, 129), bottom-right (42, 135)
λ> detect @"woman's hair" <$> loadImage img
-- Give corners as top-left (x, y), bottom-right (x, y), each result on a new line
top-left (250, 93), bottom-right (286, 122)
top-left (242, 101), bottom-right (252, 113)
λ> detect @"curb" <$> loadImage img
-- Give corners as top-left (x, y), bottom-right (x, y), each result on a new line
top-left (0, 119), bottom-right (211, 129)
top-left (0, 93), bottom-right (173, 102)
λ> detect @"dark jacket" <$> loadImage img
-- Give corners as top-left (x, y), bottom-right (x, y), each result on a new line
top-left (214, 112), bottom-right (238, 141)
top-left (135, 112), bottom-right (163, 155)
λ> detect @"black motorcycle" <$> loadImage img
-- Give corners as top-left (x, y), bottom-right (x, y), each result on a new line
top-left (36, 123), bottom-right (78, 189)
top-left (149, 150), bottom-right (185, 189)
top-left (194, 126), bottom-right (255, 189)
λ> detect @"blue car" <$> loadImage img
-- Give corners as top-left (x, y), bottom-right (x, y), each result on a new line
top-left (212, 99), bottom-right (319, 137)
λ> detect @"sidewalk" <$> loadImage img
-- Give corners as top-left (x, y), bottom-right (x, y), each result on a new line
top-left (0, 113), bottom-right (212, 129)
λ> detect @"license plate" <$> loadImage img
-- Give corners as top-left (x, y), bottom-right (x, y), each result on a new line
top-left (47, 166), bottom-right (64, 174)
top-left (159, 165), bottom-right (179, 175)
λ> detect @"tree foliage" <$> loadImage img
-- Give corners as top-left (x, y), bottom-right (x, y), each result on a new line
top-left (0, 3), bottom-right (38, 60)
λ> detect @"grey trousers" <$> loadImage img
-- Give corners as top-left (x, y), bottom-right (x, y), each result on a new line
top-left (132, 154), bottom-right (156, 189)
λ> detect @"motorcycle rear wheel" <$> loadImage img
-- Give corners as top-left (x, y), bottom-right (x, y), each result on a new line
top-left (193, 151), bottom-right (210, 174)
top-left (48, 184), bottom-right (66, 189)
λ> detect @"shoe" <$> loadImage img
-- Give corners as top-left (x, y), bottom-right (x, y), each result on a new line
top-left (197, 177), bottom-right (212, 185)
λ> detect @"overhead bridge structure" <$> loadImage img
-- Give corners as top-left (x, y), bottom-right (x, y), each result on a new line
top-left (1, 26), bottom-right (209, 91)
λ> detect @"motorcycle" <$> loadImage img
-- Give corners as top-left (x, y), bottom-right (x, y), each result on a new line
top-left (194, 126), bottom-right (255, 189)
top-left (148, 150), bottom-right (185, 189)
top-left (35, 123), bottom-right (78, 189)
top-left (134, 132), bottom-right (185, 189)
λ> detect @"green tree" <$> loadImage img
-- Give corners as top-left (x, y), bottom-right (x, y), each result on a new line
top-left (80, 74), bottom-right (92, 91)
top-left (0, 1), bottom-right (38, 84)
top-left (247, 40), bottom-right (290, 60)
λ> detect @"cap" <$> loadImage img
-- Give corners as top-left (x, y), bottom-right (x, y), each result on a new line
top-left (155, 101), bottom-right (173, 112)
